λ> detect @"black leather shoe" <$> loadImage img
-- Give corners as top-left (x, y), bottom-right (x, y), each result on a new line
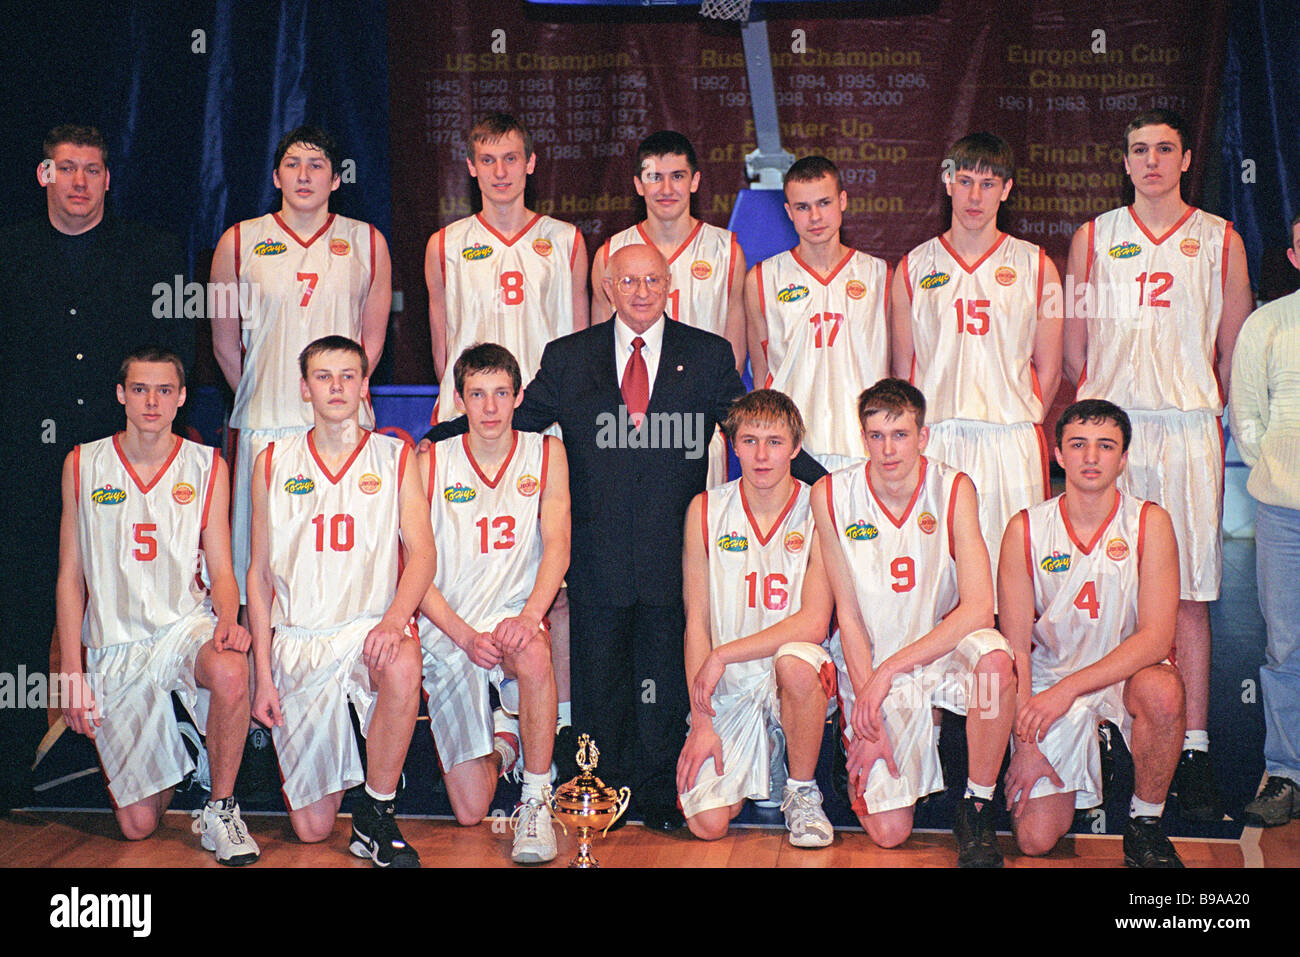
top-left (639, 804), bottom-right (685, 831)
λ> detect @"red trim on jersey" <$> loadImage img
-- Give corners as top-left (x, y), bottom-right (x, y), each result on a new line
top-left (1221, 224), bottom-right (1234, 296)
top-left (1030, 365), bottom-right (1044, 405)
top-left (791, 247), bottom-right (855, 286)
top-left (727, 234), bottom-right (740, 290)
top-left (866, 456), bottom-right (927, 529)
top-left (1034, 424), bottom-right (1050, 499)
top-left (397, 441), bottom-right (410, 493)
top-left (568, 222), bottom-right (580, 269)
top-left (740, 480), bottom-right (801, 547)
top-left (755, 261), bottom-right (766, 314)
top-left (908, 354), bottom-right (916, 386)
top-left (378, 426), bottom-right (416, 447)
top-left (600, 239), bottom-right (610, 266)
top-left (938, 231), bottom-right (1008, 274)
top-left (1083, 220), bottom-right (1095, 285)
top-left (1059, 488), bottom-right (1121, 555)
top-left (947, 472), bottom-right (965, 560)
top-left (425, 443), bottom-right (437, 505)
top-left (700, 489), bottom-right (710, 553)
top-left (233, 222), bottom-right (242, 285)
top-left (201, 446), bottom-right (220, 531)
top-left (1035, 247), bottom-right (1047, 308)
top-left (639, 219), bottom-right (703, 267)
top-left (900, 252), bottom-right (913, 300)
top-left (1127, 205), bottom-right (1195, 247)
top-left (438, 228), bottom-right (447, 285)
top-left (307, 428), bottom-right (372, 485)
top-left (264, 442), bottom-right (274, 491)
top-left (272, 211), bottom-right (336, 249)
top-left (72, 444), bottom-right (81, 503)
top-left (369, 224), bottom-right (377, 291)
top-left (1019, 508), bottom-right (1033, 579)
top-left (475, 211), bottom-right (543, 247)
top-left (113, 433), bottom-right (183, 495)
top-left (462, 430), bottom-right (518, 489)
top-left (1137, 499), bottom-right (1152, 565)
top-left (884, 260), bottom-right (895, 306)
top-left (539, 435), bottom-right (552, 500)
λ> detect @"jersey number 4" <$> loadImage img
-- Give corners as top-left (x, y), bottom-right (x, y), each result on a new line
top-left (1073, 580), bottom-right (1100, 619)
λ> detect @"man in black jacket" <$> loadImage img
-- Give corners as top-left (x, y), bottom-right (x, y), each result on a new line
top-left (0, 125), bottom-right (190, 810)
top-left (425, 243), bottom-right (825, 827)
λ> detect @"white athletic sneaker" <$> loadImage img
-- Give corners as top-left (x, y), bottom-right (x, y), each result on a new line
top-left (510, 797), bottom-right (558, 864)
top-left (195, 799), bottom-right (260, 866)
top-left (781, 783), bottom-right (833, 848)
top-left (755, 724), bottom-right (787, 808)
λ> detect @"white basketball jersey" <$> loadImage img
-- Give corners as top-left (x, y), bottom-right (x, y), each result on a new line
top-left (425, 431), bottom-right (549, 634)
top-left (264, 430), bottom-right (406, 631)
top-left (1081, 206), bottom-right (1229, 413)
top-left (602, 221), bottom-right (738, 334)
top-left (826, 456), bottom-right (962, 665)
top-left (702, 479), bottom-right (815, 695)
top-left (757, 248), bottom-right (889, 461)
top-left (904, 233), bottom-right (1047, 424)
top-left (232, 212), bottom-right (377, 431)
top-left (76, 435), bottom-right (218, 649)
top-left (437, 213), bottom-right (579, 421)
top-left (1023, 491), bottom-right (1150, 691)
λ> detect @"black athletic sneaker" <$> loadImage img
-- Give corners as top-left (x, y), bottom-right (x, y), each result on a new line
top-left (1123, 816), bottom-right (1184, 868)
top-left (1170, 749), bottom-right (1222, 821)
top-left (1242, 776), bottom-right (1300, 828)
top-left (349, 797), bottom-right (421, 868)
top-left (953, 797), bottom-right (1004, 868)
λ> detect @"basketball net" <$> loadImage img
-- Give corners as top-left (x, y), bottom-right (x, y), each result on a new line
top-left (699, 0), bottom-right (752, 23)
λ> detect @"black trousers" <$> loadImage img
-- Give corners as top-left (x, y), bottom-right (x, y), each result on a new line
top-left (567, 595), bottom-right (687, 810)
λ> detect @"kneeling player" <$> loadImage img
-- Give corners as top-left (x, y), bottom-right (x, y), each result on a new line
top-left (248, 336), bottom-right (435, 866)
top-left (813, 379), bottom-right (1016, 867)
top-left (418, 344), bottom-right (569, 864)
top-left (676, 390), bottom-right (836, 847)
top-left (998, 399), bottom-right (1186, 867)
top-left (56, 347), bottom-right (259, 864)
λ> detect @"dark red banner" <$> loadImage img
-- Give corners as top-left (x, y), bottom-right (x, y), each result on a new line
top-left (387, 1), bottom-right (1228, 382)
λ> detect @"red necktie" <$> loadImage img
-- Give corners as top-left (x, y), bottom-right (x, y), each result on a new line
top-left (621, 336), bottom-right (648, 428)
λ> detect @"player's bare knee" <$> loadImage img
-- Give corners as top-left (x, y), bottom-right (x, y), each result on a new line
top-left (976, 648), bottom-right (1015, 689)
top-left (1014, 823), bottom-right (1061, 858)
top-left (510, 634), bottom-right (553, 683)
top-left (116, 807), bottom-right (160, 841)
top-left (865, 815), bottom-right (912, 848)
top-left (686, 811), bottom-right (730, 841)
top-left (379, 641), bottom-right (422, 696)
top-left (289, 813), bottom-right (333, 844)
top-left (1130, 664), bottom-right (1184, 724)
top-left (205, 649), bottom-right (250, 703)
top-left (774, 650), bottom-right (819, 699)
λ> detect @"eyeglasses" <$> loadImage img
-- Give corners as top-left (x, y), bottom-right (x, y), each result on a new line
top-left (614, 275), bottom-right (667, 293)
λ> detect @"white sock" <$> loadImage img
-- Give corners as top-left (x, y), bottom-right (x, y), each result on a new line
top-left (1131, 795), bottom-right (1165, 818)
top-left (1183, 730), bottom-right (1209, 752)
top-left (965, 779), bottom-right (995, 802)
top-left (521, 770), bottom-right (550, 804)
top-left (556, 702), bottom-right (571, 730)
top-left (365, 783), bottom-right (396, 803)
top-left (785, 777), bottom-right (816, 792)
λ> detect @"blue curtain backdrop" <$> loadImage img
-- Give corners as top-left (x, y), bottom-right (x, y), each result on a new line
top-left (0, 0), bottom-right (391, 278)
top-left (1219, 0), bottom-right (1300, 291)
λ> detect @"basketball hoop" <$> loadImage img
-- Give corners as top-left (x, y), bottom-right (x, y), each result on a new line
top-left (699, 0), bottom-right (752, 23)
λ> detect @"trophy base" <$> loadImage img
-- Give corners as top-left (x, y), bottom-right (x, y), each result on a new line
top-left (568, 829), bottom-right (601, 868)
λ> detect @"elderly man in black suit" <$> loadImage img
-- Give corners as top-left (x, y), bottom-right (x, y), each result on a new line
top-left (424, 243), bottom-right (824, 827)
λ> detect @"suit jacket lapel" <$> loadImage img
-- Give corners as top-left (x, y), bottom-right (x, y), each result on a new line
top-left (648, 316), bottom-right (686, 414)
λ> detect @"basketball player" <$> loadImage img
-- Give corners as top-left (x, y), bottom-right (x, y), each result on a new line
top-left (812, 378), bottom-right (1016, 867)
top-left (746, 156), bottom-right (890, 471)
top-left (892, 133), bottom-right (1062, 581)
top-left (998, 400), bottom-right (1186, 867)
top-left (426, 112), bottom-right (589, 421)
top-left (592, 131), bottom-right (745, 487)
top-left (425, 112), bottom-right (586, 755)
top-left (676, 390), bottom-right (836, 847)
top-left (1064, 110), bottom-right (1254, 819)
top-left (247, 336), bottom-right (434, 866)
top-left (211, 125), bottom-right (392, 604)
top-left (56, 347), bottom-right (259, 864)
top-left (418, 343), bottom-right (569, 865)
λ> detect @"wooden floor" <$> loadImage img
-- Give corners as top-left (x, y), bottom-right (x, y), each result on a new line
top-left (2, 809), bottom-right (1297, 868)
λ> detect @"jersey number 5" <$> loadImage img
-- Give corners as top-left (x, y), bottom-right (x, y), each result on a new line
top-left (132, 523), bottom-right (157, 561)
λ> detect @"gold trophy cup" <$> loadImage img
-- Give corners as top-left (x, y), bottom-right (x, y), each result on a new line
top-left (547, 734), bottom-right (631, 868)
